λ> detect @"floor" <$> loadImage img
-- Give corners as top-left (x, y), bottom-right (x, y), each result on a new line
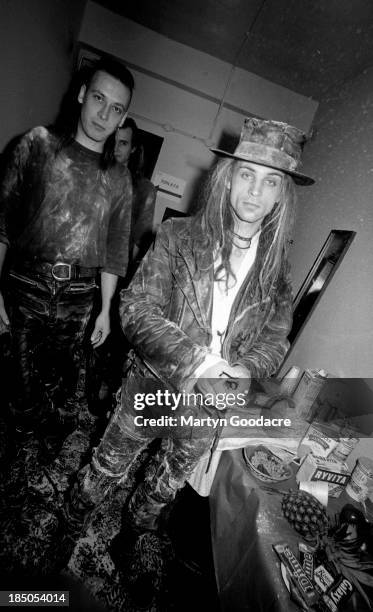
top-left (0, 337), bottom-right (220, 611)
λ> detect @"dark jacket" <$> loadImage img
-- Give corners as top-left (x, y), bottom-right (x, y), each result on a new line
top-left (119, 217), bottom-right (293, 392)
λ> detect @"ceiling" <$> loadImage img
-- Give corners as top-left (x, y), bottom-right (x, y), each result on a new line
top-left (93, 0), bottom-right (373, 100)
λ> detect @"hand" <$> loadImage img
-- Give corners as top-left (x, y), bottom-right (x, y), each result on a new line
top-left (228, 363), bottom-right (251, 381)
top-left (196, 361), bottom-right (251, 410)
top-left (91, 310), bottom-right (110, 348)
top-left (0, 291), bottom-right (10, 328)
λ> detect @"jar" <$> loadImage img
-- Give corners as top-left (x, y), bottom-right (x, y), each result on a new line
top-left (346, 457), bottom-right (373, 502)
top-left (329, 437), bottom-right (359, 462)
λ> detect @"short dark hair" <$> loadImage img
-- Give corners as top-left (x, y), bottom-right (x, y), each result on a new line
top-left (53, 58), bottom-right (135, 169)
top-left (119, 118), bottom-right (145, 182)
top-left (86, 58), bottom-right (135, 100)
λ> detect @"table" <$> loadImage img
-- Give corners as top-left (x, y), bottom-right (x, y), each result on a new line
top-left (209, 449), bottom-right (371, 612)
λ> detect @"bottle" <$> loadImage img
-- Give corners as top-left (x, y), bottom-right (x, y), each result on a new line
top-left (280, 366), bottom-right (301, 396)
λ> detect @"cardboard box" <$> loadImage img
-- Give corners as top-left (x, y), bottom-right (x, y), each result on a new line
top-left (298, 422), bottom-right (339, 459)
top-left (296, 454), bottom-right (351, 498)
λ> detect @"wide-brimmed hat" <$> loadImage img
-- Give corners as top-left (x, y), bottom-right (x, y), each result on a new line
top-left (211, 117), bottom-right (314, 186)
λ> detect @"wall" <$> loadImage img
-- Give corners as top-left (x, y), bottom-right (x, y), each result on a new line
top-left (281, 67), bottom-right (373, 377)
top-left (0, 0), bottom-right (86, 150)
top-left (79, 1), bottom-right (318, 225)
top-left (3, 0), bottom-right (369, 379)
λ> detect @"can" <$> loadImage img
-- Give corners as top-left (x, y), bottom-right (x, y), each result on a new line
top-left (292, 369), bottom-right (327, 419)
top-left (329, 437), bottom-right (360, 462)
top-left (346, 456), bottom-right (373, 502)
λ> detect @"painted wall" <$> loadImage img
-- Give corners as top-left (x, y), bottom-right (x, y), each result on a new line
top-left (2, 0), bottom-right (369, 380)
top-left (281, 67), bottom-right (373, 377)
top-left (79, 1), bottom-right (318, 225)
top-left (0, 0), bottom-right (86, 150)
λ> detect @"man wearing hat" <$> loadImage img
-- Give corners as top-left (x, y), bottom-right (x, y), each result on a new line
top-left (64, 116), bottom-right (314, 604)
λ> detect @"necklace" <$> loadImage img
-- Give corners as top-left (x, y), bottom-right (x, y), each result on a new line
top-left (230, 229), bottom-right (253, 242)
top-left (229, 226), bottom-right (261, 250)
top-left (231, 239), bottom-right (252, 250)
top-left (229, 226), bottom-right (261, 246)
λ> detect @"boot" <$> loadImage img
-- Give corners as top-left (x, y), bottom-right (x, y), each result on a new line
top-left (53, 470), bottom-right (97, 571)
top-left (109, 518), bottom-right (174, 609)
top-left (38, 412), bottom-right (78, 462)
top-left (11, 407), bottom-right (38, 445)
top-left (62, 476), bottom-right (95, 538)
top-left (61, 460), bottom-right (113, 542)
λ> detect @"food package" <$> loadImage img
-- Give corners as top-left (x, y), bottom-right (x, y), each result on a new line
top-left (298, 422), bottom-right (339, 459)
top-left (296, 454), bottom-right (351, 498)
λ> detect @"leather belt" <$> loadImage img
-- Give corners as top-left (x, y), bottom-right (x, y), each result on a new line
top-left (14, 261), bottom-right (99, 281)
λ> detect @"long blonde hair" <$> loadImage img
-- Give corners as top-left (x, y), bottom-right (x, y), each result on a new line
top-left (191, 157), bottom-right (297, 293)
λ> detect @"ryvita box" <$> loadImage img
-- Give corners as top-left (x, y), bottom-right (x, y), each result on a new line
top-left (296, 454), bottom-right (351, 498)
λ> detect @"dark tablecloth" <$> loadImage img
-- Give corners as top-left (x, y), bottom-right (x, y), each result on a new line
top-left (209, 449), bottom-right (370, 612)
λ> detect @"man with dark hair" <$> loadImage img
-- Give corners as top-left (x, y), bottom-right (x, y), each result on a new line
top-left (0, 59), bottom-right (134, 446)
top-left (114, 117), bottom-right (156, 266)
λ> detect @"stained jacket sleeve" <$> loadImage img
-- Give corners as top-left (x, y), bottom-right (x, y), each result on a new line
top-left (234, 262), bottom-right (293, 378)
top-left (104, 169), bottom-right (133, 277)
top-left (0, 134), bottom-right (31, 247)
top-left (119, 220), bottom-right (209, 389)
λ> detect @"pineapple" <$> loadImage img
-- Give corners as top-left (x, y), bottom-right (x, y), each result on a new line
top-left (281, 490), bottom-right (328, 542)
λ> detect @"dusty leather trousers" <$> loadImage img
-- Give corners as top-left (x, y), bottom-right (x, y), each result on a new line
top-left (5, 269), bottom-right (97, 426)
top-left (73, 377), bottom-right (214, 531)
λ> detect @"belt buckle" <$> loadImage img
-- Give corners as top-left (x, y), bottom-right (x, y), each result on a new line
top-left (52, 262), bottom-right (72, 281)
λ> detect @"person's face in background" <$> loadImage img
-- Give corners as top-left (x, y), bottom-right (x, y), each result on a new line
top-left (114, 127), bottom-right (135, 166)
top-left (229, 161), bottom-right (283, 233)
top-left (76, 70), bottom-right (131, 153)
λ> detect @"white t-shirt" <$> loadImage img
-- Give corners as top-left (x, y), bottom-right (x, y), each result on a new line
top-left (188, 231), bottom-right (260, 496)
top-left (194, 231), bottom-right (260, 376)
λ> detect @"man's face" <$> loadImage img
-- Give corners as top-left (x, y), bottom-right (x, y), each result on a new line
top-left (76, 70), bottom-right (131, 152)
top-left (229, 161), bottom-right (283, 229)
top-left (114, 127), bottom-right (134, 166)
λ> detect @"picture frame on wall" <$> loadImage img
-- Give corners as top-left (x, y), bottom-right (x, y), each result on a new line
top-left (162, 207), bottom-right (188, 222)
top-left (288, 229), bottom-right (356, 345)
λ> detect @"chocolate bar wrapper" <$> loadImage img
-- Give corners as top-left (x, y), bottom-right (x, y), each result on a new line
top-left (273, 542), bottom-right (320, 607)
top-left (316, 594), bottom-right (338, 612)
top-left (326, 576), bottom-right (354, 609)
top-left (314, 564), bottom-right (335, 593)
top-left (298, 541), bottom-right (315, 581)
top-left (315, 575), bottom-right (354, 612)
top-left (287, 571), bottom-right (311, 611)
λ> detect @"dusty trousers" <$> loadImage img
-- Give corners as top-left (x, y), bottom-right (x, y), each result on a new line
top-left (72, 373), bottom-right (214, 531)
top-left (5, 269), bottom-right (97, 428)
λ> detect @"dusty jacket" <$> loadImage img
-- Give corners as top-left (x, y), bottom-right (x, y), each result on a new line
top-left (0, 127), bottom-right (132, 276)
top-left (119, 217), bottom-right (293, 391)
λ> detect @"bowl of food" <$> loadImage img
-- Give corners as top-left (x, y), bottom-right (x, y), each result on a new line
top-left (243, 445), bottom-right (293, 482)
